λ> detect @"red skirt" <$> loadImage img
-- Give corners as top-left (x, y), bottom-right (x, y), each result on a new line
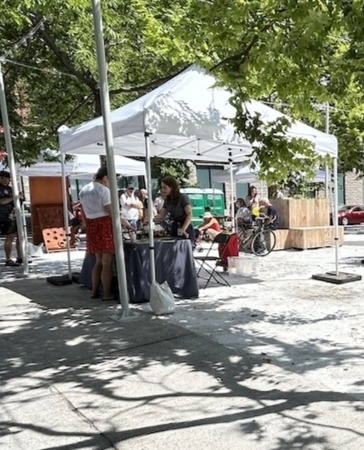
top-left (85, 216), bottom-right (115, 254)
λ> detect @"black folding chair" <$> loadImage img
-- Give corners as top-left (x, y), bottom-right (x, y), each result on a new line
top-left (194, 232), bottom-right (231, 289)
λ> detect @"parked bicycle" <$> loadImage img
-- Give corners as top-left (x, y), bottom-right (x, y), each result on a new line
top-left (237, 216), bottom-right (276, 256)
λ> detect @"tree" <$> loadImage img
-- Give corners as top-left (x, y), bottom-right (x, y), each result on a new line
top-left (1, 0), bottom-right (364, 181)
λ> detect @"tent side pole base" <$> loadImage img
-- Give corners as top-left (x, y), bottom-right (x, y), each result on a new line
top-left (312, 272), bottom-right (361, 284)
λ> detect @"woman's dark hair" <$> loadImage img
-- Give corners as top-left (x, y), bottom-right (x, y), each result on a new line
top-left (161, 176), bottom-right (180, 205)
top-left (248, 185), bottom-right (257, 196)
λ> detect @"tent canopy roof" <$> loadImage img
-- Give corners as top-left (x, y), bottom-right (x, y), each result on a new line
top-left (59, 65), bottom-right (338, 162)
top-left (18, 154), bottom-right (145, 178)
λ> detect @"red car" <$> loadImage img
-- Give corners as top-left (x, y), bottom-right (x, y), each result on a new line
top-left (337, 205), bottom-right (364, 225)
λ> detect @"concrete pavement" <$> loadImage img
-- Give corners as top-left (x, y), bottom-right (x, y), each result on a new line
top-left (1, 234), bottom-right (364, 449)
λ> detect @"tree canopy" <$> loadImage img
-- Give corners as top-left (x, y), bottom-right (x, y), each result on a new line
top-left (1, 0), bottom-right (364, 182)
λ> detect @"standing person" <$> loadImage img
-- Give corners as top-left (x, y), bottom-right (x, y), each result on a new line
top-left (79, 166), bottom-right (115, 301)
top-left (245, 185), bottom-right (260, 218)
top-left (133, 190), bottom-right (144, 229)
top-left (0, 170), bottom-right (22, 266)
top-left (152, 176), bottom-right (194, 242)
top-left (138, 188), bottom-right (156, 221)
top-left (259, 197), bottom-right (279, 230)
top-left (270, 185), bottom-right (285, 199)
top-left (120, 185), bottom-right (139, 229)
top-left (154, 190), bottom-right (165, 214)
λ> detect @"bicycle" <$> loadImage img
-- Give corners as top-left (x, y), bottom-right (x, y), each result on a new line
top-left (237, 216), bottom-right (277, 256)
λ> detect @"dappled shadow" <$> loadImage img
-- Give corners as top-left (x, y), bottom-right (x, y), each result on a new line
top-left (169, 279), bottom-right (364, 403)
top-left (1, 277), bottom-right (364, 449)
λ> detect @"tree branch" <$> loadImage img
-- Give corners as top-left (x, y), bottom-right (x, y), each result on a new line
top-left (53, 92), bottom-right (94, 133)
top-left (109, 65), bottom-right (190, 95)
top-left (210, 21), bottom-right (277, 72)
top-left (28, 12), bottom-right (98, 91)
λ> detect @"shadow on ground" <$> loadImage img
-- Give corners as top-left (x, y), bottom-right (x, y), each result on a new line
top-left (1, 277), bottom-right (364, 449)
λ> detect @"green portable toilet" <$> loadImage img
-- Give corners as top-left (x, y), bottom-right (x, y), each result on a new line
top-left (180, 188), bottom-right (205, 227)
top-left (203, 188), bottom-right (225, 217)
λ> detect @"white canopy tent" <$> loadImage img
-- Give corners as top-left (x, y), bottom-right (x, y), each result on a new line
top-left (59, 65), bottom-right (337, 162)
top-left (58, 64), bottom-right (340, 311)
top-left (18, 154), bottom-right (146, 178)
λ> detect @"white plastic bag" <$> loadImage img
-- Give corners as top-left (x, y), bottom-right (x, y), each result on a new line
top-left (150, 281), bottom-right (175, 315)
top-left (27, 242), bottom-right (44, 257)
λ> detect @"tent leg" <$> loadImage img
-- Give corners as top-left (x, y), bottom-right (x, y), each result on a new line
top-left (312, 157), bottom-right (361, 284)
top-left (61, 153), bottom-right (73, 280)
top-left (91, 0), bottom-right (138, 320)
top-left (228, 153), bottom-right (235, 232)
top-left (145, 133), bottom-right (156, 283)
top-left (0, 62), bottom-right (29, 276)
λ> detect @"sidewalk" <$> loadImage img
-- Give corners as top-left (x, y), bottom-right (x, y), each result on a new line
top-left (1, 234), bottom-right (364, 449)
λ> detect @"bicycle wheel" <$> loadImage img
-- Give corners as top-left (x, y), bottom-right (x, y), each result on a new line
top-left (251, 229), bottom-right (276, 256)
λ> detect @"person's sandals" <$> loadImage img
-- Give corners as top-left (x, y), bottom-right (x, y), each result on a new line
top-left (5, 259), bottom-right (20, 267)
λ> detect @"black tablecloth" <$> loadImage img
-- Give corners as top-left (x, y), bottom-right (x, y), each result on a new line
top-left (78, 238), bottom-right (199, 303)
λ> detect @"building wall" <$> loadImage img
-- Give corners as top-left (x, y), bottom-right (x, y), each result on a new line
top-left (344, 173), bottom-right (363, 205)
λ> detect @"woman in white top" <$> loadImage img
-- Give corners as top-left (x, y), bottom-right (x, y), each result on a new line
top-left (79, 166), bottom-right (115, 301)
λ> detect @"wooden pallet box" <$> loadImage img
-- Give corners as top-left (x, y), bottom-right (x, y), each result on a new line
top-left (289, 226), bottom-right (344, 250)
top-left (272, 229), bottom-right (291, 250)
top-left (272, 198), bottom-right (330, 228)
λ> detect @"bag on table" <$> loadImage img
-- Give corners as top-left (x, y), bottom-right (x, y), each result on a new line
top-left (150, 281), bottom-right (175, 315)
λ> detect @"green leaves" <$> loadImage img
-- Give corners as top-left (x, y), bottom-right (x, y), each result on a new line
top-left (0, 0), bottom-right (363, 179)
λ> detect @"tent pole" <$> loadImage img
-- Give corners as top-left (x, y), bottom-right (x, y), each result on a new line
top-left (228, 151), bottom-right (235, 232)
top-left (0, 61), bottom-right (28, 274)
top-left (145, 133), bottom-right (156, 283)
top-left (333, 156), bottom-right (339, 276)
top-left (91, 0), bottom-right (131, 318)
top-left (325, 103), bottom-right (330, 198)
top-left (61, 154), bottom-right (72, 279)
top-left (229, 158), bottom-right (236, 233)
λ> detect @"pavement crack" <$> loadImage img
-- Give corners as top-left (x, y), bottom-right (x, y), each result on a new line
top-left (48, 384), bottom-right (118, 449)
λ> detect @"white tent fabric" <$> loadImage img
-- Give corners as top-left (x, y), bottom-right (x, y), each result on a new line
top-left (58, 65), bottom-right (338, 162)
top-left (212, 165), bottom-right (326, 184)
top-left (18, 154), bottom-right (145, 178)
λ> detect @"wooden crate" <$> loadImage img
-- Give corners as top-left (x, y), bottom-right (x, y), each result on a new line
top-left (272, 229), bottom-right (291, 250)
top-left (289, 226), bottom-right (344, 250)
top-left (272, 198), bottom-right (330, 229)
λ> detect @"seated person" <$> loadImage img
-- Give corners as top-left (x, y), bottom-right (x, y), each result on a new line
top-left (68, 201), bottom-right (84, 246)
top-left (121, 217), bottom-right (137, 233)
top-left (259, 198), bottom-right (279, 230)
top-left (235, 198), bottom-right (252, 229)
top-left (195, 211), bottom-right (221, 242)
top-left (120, 185), bottom-right (139, 229)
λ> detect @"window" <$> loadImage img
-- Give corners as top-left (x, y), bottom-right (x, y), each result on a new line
top-left (196, 165), bottom-right (224, 190)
